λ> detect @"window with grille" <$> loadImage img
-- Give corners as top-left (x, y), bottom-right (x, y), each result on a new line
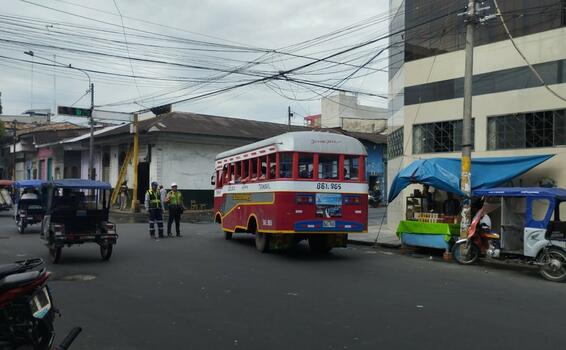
top-left (413, 120), bottom-right (474, 154)
top-left (388, 127), bottom-right (404, 159)
top-left (488, 110), bottom-right (566, 150)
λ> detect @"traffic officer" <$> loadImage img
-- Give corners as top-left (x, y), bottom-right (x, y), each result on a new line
top-left (145, 181), bottom-right (164, 239)
top-left (165, 183), bottom-right (184, 237)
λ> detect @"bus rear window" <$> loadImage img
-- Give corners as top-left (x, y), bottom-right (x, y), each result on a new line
top-left (298, 153), bottom-right (313, 179)
top-left (318, 155), bottom-right (338, 180)
top-left (279, 153), bottom-right (293, 178)
top-left (344, 155), bottom-right (359, 180)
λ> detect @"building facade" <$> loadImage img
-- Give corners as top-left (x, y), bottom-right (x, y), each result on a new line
top-left (388, 0), bottom-right (566, 227)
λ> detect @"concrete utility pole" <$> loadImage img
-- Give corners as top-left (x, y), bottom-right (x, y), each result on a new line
top-left (131, 113), bottom-right (140, 212)
top-left (12, 120), bottom-right (16, 180)
top-left (459, 0), bottom-right (478, 239)
top-left (89, 82), bottom-right (95, 180)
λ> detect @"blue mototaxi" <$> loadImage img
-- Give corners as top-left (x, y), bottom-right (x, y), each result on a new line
top-left (13, 180), bottom-right (46, 234)
top-left (459, 187), bottom-right (566, 282)
top-left (40, 179), bottom-right (118, 264)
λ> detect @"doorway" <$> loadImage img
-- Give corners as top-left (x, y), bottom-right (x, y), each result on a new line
top-left (137, 162), bottom-right (150, 202)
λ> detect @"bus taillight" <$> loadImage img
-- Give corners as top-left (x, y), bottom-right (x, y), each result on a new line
top-left (343, 195), bottom-right (361, 205)
top-left (296, 194), bottom-right (314, 204)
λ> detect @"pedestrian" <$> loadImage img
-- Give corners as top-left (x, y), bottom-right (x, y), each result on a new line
top-left (120, 181), bottom-right (129, 211)
top-left (159, 185), bottom-right (167, 208)
top-left (145, 181), bottom-right (164, 239)
top-left (165, 182), bottom-right (184, 237)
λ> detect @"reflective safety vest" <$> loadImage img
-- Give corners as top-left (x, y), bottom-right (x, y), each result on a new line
top-left (147, 190), bottom-right (162, 209)
top-left (167, 191), bottom-right (183, 206)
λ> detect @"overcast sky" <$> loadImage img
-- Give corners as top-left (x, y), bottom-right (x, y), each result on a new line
top-left (0, 0), bottom-right (390, 124)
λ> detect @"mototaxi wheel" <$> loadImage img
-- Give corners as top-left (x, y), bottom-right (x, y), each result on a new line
top-left (538, 248), bottom-right (566, 282)
top-left (17, 218), bottom-right (25, 234)
top-left (452, 241), bottom-right (480, 265)
top-left (49, 246), bottom-right (62, 264)
top-left (100, 244), bottom-right (113, 261)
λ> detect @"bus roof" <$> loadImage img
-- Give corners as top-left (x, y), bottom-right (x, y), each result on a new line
top-left (215, 131), bottom-right (367, 161)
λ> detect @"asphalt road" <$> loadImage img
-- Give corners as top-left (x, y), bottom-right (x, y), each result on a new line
top-left (0, 211), bottom-right (565, 350)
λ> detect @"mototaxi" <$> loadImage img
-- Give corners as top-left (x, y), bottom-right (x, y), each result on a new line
top-left (13, 180), bottom-right (46, 234)
top-left (455, 187), bottom-right (566, 282)
top-left (40, 179), bottom-right (118, 264)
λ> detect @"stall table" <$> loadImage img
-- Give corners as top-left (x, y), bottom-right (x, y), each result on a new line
top-left (396, 220), bottom-right (460, 250)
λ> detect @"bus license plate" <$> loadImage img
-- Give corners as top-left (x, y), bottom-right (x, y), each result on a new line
top-left (323, 220), bottom-right (335, 228)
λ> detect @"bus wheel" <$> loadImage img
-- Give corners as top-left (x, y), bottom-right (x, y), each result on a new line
top-left (255, 232), bottom-right (270, 253)
top-left (224, 231), bottom-right (233, 240)
top-left (309, 236), bottom-right (333, 254)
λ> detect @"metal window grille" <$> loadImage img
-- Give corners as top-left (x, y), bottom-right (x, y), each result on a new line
top-left (488, 109), bottom-right (566, 150)
top-left (388, 127), bottom-right (404, 159)
top-left (412, 120), bottom-right (473, 154)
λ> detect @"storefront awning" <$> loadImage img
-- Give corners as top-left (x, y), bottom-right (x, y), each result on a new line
top-left (387, 155), bottom-right (553, 202)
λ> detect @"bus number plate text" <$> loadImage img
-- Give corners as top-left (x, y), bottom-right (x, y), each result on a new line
top-left (316, 183), bottom-right (342, 190)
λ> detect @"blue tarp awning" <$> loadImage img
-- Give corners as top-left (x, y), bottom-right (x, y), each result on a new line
top-left (388, 155), bottom-right (553, 202)
top-left (48, 179), bottom-right (112, 190)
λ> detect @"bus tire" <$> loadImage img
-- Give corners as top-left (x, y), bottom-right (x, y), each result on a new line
top-left (309, 236), bottom-right (333, 254)
top-left (224, 231), bottom-right (233, 240)
top-left (255, 232), bottom-right (270, 253)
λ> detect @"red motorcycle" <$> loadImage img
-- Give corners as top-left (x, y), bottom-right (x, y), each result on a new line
top-left (0, 258), bottom-right (81, 350)
top-left (452, 207), bottom-right (501, 264)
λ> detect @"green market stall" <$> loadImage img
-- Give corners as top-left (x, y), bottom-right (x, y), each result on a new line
top-left (396, 220), bottom-right (460, 250)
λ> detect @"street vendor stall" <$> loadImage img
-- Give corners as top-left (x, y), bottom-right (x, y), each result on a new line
top-left (389, 155), bottom-right (553, 251)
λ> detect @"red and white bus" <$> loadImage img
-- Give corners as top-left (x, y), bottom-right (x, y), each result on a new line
top-left (213, 131), bottom-right (368, 253)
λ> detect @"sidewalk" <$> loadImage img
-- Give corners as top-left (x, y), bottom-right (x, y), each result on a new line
top-left (109, 208), bottom-right (213, 223)
top-left (348, 224), bottom-right (401, 248)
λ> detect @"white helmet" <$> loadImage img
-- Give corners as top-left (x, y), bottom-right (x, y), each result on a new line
top-left (171, 182), bottom-right (178, 187)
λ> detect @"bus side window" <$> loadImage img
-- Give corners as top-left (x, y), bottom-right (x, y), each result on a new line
top-left (318, 155), bottom-right (339, 180)
top-left (279, 152), bottom-right (293, 178)
top-left (269, 154), bottom-right (276, 179)
top-left (250, 158), bottom-right (257, 180)
top-left (298, 153), bottom-right (313, 179)
top-left (259, 156), bottom-right (267, 180)
top-left (241, 159), bottom-right (249, 182)
top-left (344, 155), bottom-right (359, 180)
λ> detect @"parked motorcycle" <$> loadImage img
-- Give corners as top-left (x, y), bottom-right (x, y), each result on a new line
top-left (0, 258), bottom-right (81, 349)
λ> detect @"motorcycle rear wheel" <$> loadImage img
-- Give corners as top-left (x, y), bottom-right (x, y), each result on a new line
top-left (538, 248), bottom-right (566, 282)
top-left (452, 241), bottom-right (480, 265)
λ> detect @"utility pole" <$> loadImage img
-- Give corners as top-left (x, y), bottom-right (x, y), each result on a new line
top-left (459, 0), bottom-right (478, 239)
top-left (458, 2), bottom-right (495, 240)
top-left (288, 106), bottom-right (293, 131)
top-left (12, 120), bottom-right (17, 181)
top-left (89, 82), bottom-right (95, 180)
top-left (131, 113), bottom-right (140, 212)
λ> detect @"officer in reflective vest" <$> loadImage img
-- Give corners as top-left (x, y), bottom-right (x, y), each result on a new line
top-left (144, 181), bottom-right (164, 239)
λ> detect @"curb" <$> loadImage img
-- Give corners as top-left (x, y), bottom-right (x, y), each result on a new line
top-left (348, 239), bottom-right (402, 249)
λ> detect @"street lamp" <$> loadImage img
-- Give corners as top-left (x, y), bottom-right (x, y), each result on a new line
top-left (24, 50), bottom-right (95, 180)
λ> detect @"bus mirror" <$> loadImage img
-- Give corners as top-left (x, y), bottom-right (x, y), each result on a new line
top-left (210, 174), bottom-right (216, 186)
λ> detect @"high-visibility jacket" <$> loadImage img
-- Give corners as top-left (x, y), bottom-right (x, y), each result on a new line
top-left (167, 191), bottom-right (183, 206)
top-left (145, 190), bottom-right (162, 209)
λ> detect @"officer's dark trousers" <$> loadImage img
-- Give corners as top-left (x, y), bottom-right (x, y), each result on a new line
top-left (167, 205), bottom-right (181, 236)
top-left (148, 209), bottom-right (164, 237)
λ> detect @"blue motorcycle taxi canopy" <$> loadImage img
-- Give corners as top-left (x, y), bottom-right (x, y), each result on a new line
top-left (388, 155), bottom-right (553, 202)
top-left (13, 180), bottom-right (46, 189)
top-left (474, 187), bottom-right (566, 199)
